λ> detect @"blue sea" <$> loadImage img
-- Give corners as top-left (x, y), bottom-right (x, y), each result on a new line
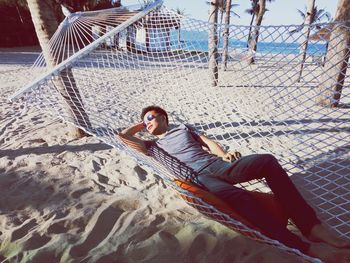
top-left (170, 30), bottom-right (327, 56)
top-left (184, 40), bottom-right (326, 55)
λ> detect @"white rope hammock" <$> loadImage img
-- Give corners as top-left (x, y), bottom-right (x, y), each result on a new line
top-left (10, 1), bottom-right (349, 262)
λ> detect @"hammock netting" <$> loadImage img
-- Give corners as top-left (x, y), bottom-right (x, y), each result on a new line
top-left (11, 1), bottom-right (350, 262)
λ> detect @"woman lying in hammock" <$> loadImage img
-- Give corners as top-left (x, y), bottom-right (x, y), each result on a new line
top-left (118, 105), bottom-right (350, 263)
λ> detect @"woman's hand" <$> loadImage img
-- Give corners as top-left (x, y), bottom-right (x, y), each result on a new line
top-left (222, 151), bottom-right (242, 162)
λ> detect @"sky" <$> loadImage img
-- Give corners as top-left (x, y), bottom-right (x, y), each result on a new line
top-left (121, 0), bottom-right (338, 26)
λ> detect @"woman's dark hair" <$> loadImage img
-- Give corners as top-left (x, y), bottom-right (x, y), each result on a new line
top-left (141, 105), bottom-right (169, 125)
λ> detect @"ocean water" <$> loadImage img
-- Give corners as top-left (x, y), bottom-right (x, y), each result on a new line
top-left (170, 30), bottom-right (327, 56)
top-left (130, 28), bottom-right (327, 56)
top-left (183, 40), bottom-right (327, 55)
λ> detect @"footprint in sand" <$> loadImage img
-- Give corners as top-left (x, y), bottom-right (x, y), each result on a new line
top-left (158, 230), bottom-right (181, 250)
top-left (12, 124), bottom-right (26, 136)
top-left (96, 173), bottom-right (109, 184)
top-left (69, 202), bottom-right (125, 258)
top-left (30, 116), bottom-right (44, 125)
top-left (51, 156), bottom-right (64, 166)
top-left (0, 118), bottom-right (16, 137)
top-left (91, 160), bottom-right (101, 173)
top-left (23, 233), bottom-right (51, 250)
top-left (10, 219), bottom-right (38, 242)
top-left (188, 233), bottom-right (212, 261)
top-left (92, 179), bottom-right (107, 192)
top-left (133, 166), bottom-right (147, 181)
top-left (153, 214), bottom-right (166, 226)
top-left (91, 158), bottom-right (107, 173)
top-left (71, 187), bottom-right (93, 199)
top-left (28, 138), bottom-right (48, 146)
top-left (47, 220), bottom-right (69, 234)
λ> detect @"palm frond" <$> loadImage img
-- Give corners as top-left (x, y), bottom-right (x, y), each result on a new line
top-left (289, 24), bottom-right (303, 35)
top-left (296, 8), bottom-right (306, 20)
top-left (175, 7), bottom-right (186, 16)
top-left (245, 8), bottom-right (254, 15)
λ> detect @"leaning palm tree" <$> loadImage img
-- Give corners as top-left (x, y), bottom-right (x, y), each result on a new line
top-left (139, 0), bottom-right (153, 9)
top-left (207, 0), bottom-right (239, 84)
top-left (245, 0), bottom-right (259, 47)
top-left (217, 0), bottom-right (239, 28)
top-left (208, 0), bottom-right (219, 87)
top-left (296, 0), bottom-right (316, 82)
top-left (0, 0), bottom-right (27, 22)
top-left (247, 0), bottom-right (274, 64)
top-left (220, 0), bottom-right (240, 71)
top-left (292, 2), bottom-right (332, 81)
top-left (291, 5), bottom-right (332, 34)
top-left (175, 7), bottom-right (186, 47)
top-left (206, 1), bottom-right (239, 46)
top-left (27, 0), bottom-right (92, 138)
top-left (318, 0), bottom-right (350, 107)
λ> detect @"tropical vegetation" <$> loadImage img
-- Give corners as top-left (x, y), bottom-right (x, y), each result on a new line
top-left (0, 0), bottom-right (120, 47)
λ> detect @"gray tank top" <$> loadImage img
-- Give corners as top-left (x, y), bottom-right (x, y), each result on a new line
top-left (146, 124), bottom-right (219, 173)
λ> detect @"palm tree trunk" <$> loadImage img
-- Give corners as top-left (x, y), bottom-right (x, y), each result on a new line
top-left (208, 0), bottom-right (219, 87)
top-left (177, 15), bottom-right (182, 47)
top-left (27, 0), bottom-right (58, 67)
top-left (248, 0), bottom-right (266, 64)
top-left (27, 0), bottom-right (91, 138)
top-left (15, 3), bottom-right (24, 23)
top-left (247, 13), bottom-right (255, 48)
top-left (222, 0), bottom-right (232, 71)
top-left (297, 0), bottom-right (315, 82)
top-left (318, 0), bottom-right (350, 107)
top-left (175, 12), bottom-right (182, 46)
top-left (218, 9), bottom-right (224, 49)
top-left (145, 26), bottom-right (150, 52)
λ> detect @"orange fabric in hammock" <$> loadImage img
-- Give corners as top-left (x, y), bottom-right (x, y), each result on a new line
top-left (174, 179), bottom-right (289, 232)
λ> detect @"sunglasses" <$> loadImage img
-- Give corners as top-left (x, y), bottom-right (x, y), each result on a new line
top-left (143, 114), bottom-right (158, 125)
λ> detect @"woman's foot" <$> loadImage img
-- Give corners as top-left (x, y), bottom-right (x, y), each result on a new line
top-left (308, 223), bottom-right (350, 248)
top-left (307, 243), bottom-right (350, 263)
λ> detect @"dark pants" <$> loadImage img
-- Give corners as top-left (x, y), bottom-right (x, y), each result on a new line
top-left (197, 154), bottom-right (320, 253)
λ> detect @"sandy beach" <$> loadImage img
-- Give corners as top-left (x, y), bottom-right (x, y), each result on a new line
top-left (0, 48), bottom-right (315, 263)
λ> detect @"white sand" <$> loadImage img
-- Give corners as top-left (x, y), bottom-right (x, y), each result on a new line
top-left (0, 49), bottom-right (306, 262)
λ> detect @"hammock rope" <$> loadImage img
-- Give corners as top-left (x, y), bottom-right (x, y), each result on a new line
top-left (10, 1), bottom-right (349, 262)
